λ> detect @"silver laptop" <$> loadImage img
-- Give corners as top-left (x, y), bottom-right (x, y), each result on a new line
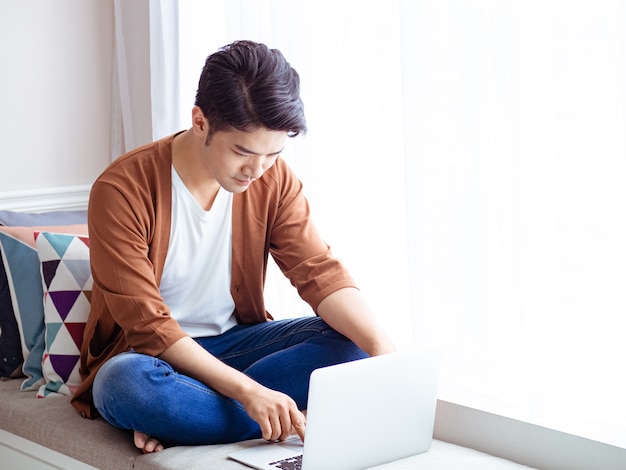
top-left (228, 349), bottom-right (440, 470)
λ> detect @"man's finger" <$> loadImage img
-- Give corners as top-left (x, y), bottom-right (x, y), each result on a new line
top-left (260, 419), bottom-right (273, 441)
top-left (269, 414), bottom-right (282, 441)
top-left (291, 410), bottom-right (306, 442)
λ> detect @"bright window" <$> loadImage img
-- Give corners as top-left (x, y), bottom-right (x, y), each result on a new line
top-left (177, 0), bottom-right (626, 448)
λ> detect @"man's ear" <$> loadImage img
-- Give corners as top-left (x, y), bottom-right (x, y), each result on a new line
top-left (191, 106), bottom-right (209, 136)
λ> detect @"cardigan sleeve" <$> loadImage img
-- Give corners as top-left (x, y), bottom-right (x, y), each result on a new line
top-left (267, 160), bottom-right (357, 312)
top-left (87, 178), bottom-right (187, 357)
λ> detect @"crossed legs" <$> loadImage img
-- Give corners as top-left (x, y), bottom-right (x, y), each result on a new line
top-left (92, 317), bottom-right (367, 447)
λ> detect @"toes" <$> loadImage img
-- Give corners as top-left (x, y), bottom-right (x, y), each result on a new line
top-left (134, 431), bottom-right (164, 453)
top-left (134, 431), bottom-right (148, 449)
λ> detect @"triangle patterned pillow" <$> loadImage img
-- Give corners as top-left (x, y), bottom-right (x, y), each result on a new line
top-left (35, 231), bottom-right (91, 397)
top-left (0, 224), bottom-right (88, 391)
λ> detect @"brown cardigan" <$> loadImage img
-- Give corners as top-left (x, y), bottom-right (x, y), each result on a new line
top-left (72, 134), bottom-right (356, 418)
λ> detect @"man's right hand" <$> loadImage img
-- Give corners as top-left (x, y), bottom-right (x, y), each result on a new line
top-left (239, 384), bottom-right (306, 442)
top-left (159, 337), bottom-right (306, 442)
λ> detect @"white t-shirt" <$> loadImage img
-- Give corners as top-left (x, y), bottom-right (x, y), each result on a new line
top-left (159, 167), bottom-right (238, 337)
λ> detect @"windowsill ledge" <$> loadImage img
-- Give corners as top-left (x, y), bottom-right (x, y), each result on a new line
top-left (434, 399), bottom-right (626, 470)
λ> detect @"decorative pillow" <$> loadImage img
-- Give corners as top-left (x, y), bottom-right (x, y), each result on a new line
top-left (0, 210), bottom-right (88, 379)
top-left (35, 232), bottom-right (91, 397)
top-left (0, 210), bottom-right (88, 227)
top-left (0, 224), bottom-right (88, 391)
top-left (0, 258), bottom-right (23, 378)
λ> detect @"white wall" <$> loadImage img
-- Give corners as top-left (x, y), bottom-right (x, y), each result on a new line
top-left (0, 0), bottom-right (113, 193)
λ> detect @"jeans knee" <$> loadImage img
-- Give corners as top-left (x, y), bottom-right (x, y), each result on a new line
top-left (93, 353), bottom-right (161, 412)
top-left (95, 352), bottom-right (143, 386)
top-left (308, 321), bottom-right (369, 362)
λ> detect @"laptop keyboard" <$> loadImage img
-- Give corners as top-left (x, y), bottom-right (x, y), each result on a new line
top-left (269, 454), bottom-right (303, 470)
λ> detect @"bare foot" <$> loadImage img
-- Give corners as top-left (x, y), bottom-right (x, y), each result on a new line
top-left (134, 430), bottom-right (164, 453)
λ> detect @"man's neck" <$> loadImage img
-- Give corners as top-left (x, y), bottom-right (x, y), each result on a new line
top-left (172, 130), bottom-right (221, 211)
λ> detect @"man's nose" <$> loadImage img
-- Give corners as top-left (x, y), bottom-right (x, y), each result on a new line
top-left (243, 156), bottom-right (264, 179)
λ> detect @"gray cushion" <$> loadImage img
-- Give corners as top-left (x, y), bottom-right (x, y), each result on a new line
top-left (0, 379), bottom-right (137, 469)
top-left (0, 379), bottom-right (535, 470)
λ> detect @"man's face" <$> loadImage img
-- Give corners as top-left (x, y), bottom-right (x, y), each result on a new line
top-left (201, 126), bottom-right (287, 193)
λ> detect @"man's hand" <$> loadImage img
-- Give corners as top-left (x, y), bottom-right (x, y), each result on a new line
top-left (159, 337), bottom-right (307, 442)
top-left (240, 384), bottom-right (306, 442)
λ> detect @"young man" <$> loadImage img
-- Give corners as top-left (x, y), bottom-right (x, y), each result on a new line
top-left (71, 40), bottom-right (395, 453)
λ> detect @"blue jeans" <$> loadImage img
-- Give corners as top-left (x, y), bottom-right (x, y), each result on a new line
top-left (92, 317), bottom-right (367, 445)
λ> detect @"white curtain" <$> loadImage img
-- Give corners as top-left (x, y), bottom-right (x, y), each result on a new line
top-left (402, 0), bottom-right (626, 447)
top-left (153, 0), bottom-right (625, 447)
top-left (111, 0), bottom-right (179, 160)
top-left (149, 0), bottom-right (179, 142)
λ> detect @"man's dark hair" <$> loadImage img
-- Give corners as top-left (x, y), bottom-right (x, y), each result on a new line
top-left (195, 40), bottom-right (307, 144)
